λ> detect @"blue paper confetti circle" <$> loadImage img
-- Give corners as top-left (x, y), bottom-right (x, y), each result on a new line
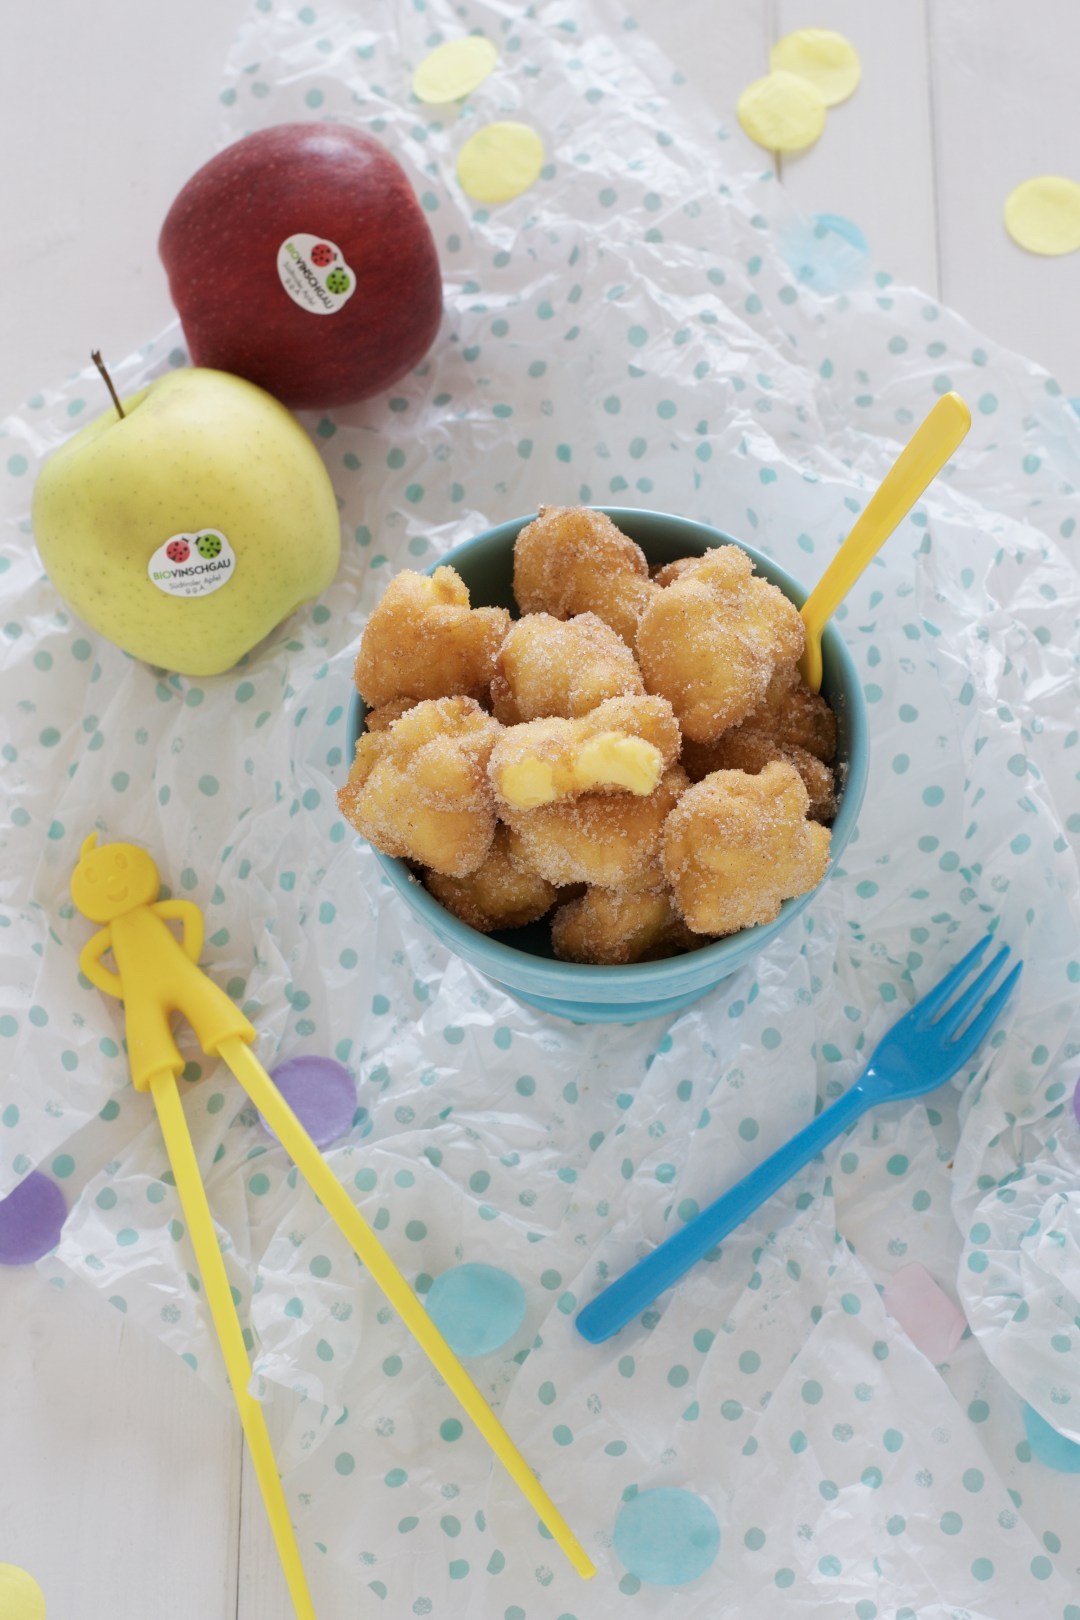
top-left (613, 1486), bottom-right (721, 1585)
top-left (425, 1262), bottom-right (527, 1356)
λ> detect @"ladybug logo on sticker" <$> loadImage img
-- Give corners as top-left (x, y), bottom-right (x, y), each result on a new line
top-left (148, 530), bottom-right (236, 599)
top-left (277, 232), bottom-right (356, 316)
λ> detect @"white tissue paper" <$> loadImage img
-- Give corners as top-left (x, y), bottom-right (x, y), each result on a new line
top-left (1, 0), bottom-right (1079, 1614)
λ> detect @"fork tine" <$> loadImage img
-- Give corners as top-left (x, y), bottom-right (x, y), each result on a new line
top-left (934, 945), bottom-right (1011, 1037)
top-left (947, 960), bottom-right (1023, 1065)
top-left (915, 933), bottom-right (993, 1021)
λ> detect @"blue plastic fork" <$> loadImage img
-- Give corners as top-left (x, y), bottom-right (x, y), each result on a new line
top-left (576, 934), bottom-right (1021, 1344)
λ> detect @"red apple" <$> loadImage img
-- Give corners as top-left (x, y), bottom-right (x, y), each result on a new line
top-left (159, 123), bottom-right (443, 410)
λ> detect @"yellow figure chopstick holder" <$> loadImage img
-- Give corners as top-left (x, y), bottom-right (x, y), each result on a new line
top-left (71, 834), bottom-right (595, 1618)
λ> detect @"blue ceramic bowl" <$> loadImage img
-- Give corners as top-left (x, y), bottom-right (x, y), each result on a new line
top-left (346, 509), bottom-right (868, 1023)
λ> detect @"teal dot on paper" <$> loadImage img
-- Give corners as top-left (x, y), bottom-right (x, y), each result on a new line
top-left (249, 1173), bottom-right (270, 1196)
top-left (198, 775), bottom-right (219, 797)
top-left (6, 454), bottom-right (28, 476)
top-left (440, 1418), bottom-right (463, 1442)
top-left (612, 1487), bottom-right (720, 1586)
top-left (310, 1254), bottom-right (332, 1278)
top-left (335, 1452), bottom-right (355, 1475)
top-left (971, 1559), bottom-right (994, 1581)
top-left (922, 786), bottom-right (945, 807)
top-left (51, 1154), bottom-right (75, 1179)
top-left (385, 1467), bottom-right (407, 1487)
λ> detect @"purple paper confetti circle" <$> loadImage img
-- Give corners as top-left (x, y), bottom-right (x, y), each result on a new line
top-left (260, 1055), bottom-right (357, 1149)
top-left (0, 1171), bottom-right (67, 1266)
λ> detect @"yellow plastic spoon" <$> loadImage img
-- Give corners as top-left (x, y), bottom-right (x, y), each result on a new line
top-left (799, 391), bottom-right (971, 692)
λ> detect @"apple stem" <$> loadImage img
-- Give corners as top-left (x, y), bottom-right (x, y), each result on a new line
top-left (91, 350), bottom-right (125, 420)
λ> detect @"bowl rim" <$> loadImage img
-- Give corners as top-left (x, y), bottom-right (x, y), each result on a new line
top-left (345, 506), bottom-right (869, 998)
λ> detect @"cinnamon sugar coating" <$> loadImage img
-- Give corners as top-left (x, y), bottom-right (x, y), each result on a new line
top-left (354, 566), bottom-right (509, 708)
top-left (635, 545), bottom-right (804, 741)
top-left (337, 696), bottom-right (500, 877)
top-left (662, 760), bottom-right (831, 935)
top-left (513, 505), bottom-right (656, 646)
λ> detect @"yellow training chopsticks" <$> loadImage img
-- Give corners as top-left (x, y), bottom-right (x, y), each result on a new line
top-left (71, 833), bottom-right (596, 1614)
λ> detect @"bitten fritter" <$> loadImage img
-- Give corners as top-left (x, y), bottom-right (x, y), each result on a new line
top-left (338, 697), bottom-right (500, 877)
top-left (681, 729), bottom-right (837, 824)
top-left (662, 760), bottom-right (831, 935)
top-left (551, 869), bottom-right (702, 965)
top-left (423, 825), bottom-right (558, 932)
top-left (488, 694), bottom-right (681, 810)
top-left (513, 505), bottom-right (657, 646)
top-left (505, 765), bottom-right (689, 888)
top-left (353, 566), bottom-right (510, 708)
top-left (490, 611), bottom-right (645, 725)
top-left (635, 545), bottom-right (805, 741)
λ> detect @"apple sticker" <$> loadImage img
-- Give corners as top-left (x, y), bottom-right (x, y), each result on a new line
top-left (148, 529), bottom-right (236, 599)
top-left (277, 232), bottom-right (356, 315)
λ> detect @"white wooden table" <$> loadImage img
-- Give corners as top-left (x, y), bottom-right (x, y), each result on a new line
top-left (2, 4), bottom-right (1078, 1616)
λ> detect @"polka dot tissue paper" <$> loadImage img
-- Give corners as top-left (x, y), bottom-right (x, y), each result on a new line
top-left (2, 1), bottom-right (1080, 1615)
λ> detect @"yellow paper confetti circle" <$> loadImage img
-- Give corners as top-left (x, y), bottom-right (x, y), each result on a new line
top-left (0, 1565), bottom-right (46, 1620)
top-left (412, 35), bottom-right (498, 104)
top-left (456, 122), bottom-right (545, 205)
top-left (770, 28), bottom-right (861, 108)
top-left (1004, 175), bottom-right (1080, 256)
top-left (737, 72), bottom-right (827, 155)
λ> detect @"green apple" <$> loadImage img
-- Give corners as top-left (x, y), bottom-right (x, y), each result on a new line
top-left (31, 366), bottom-right (341, 677)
